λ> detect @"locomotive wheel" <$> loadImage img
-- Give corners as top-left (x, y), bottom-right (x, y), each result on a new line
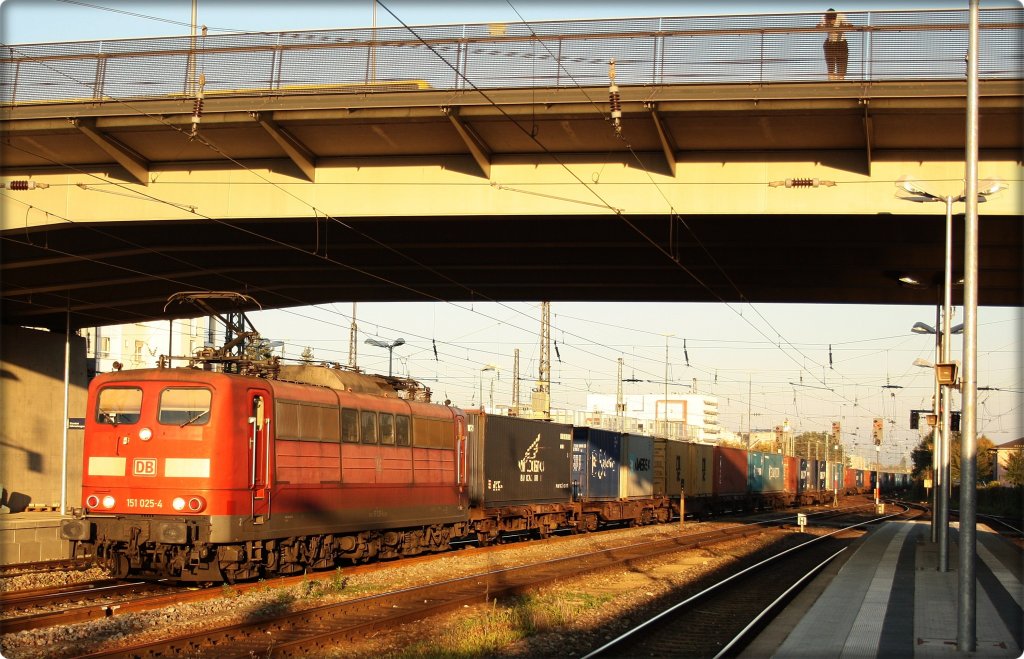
top-left (110, 553), bottom-right (130, 579)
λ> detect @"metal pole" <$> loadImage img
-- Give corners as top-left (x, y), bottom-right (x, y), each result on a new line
top-left (958, 0), bottom-right (980, 649)
top-left (663, 334), bottom-right (672, 437)
top-left (931, 302), bottom-right (941, 544)
top-left (60, 301), bottom-right (71, 515)
top-left (187, 0), bottom-right (197, 93)
top-left (938, 197), bottom-right (953, 572)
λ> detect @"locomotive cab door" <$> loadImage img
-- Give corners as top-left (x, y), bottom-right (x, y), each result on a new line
top-left (248, 390), bottom-right (272, 523)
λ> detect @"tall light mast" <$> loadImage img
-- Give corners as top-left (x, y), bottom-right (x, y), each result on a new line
top-left (616, 357), bottom-right (624, 425)
top-left (348, 302), bottom-right (358, 369)
top-left (531, 301), bottom-right (551, 420)
top-left (511, 348), bottom-right (520, 417)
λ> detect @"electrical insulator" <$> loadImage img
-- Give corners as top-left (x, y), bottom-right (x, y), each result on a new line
top-left (786, 178), bottom-right (819, 188)
top-left (5, 181), bottom-right (49, 190)
top-left (608, 59), bottom-right (622, 136)
top-left (191, 95), bottom-right (204, 138)
top-left (609, 86), bottom-right (622, 134)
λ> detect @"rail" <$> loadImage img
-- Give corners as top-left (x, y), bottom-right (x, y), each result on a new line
top-left (1, 8), bottom-right (1021, 105)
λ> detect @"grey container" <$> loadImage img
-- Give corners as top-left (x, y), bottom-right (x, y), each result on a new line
top-left (621, 433), bottom-right (654, 499)
top-left (467, 413), bottom-right (573, 508)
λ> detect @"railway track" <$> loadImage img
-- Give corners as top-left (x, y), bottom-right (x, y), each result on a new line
top-left (0, 558), bottom-right (92, 578)
top-left (0, 502), bottom-right (860, 636)
top-left (61, 519), bottom-right (805, 658)
top-left (0, 580), bottom-right (187, 633)
top-left (582, 503), bottom-right (918, 658)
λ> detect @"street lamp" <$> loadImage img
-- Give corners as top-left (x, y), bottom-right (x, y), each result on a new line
top-left (480, 365), bottom-right (497, 413)
top-left (912, 314), bottom-right (965, 569)
top-left (899, 174), bottom-right (1003, 574)
top-left (364, 337), bottom-right (405, 377)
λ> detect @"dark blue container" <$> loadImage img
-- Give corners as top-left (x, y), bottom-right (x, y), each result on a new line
top-left (748, 451), bottom-right (765, 493)
top-left (815, 460), bottom-right (827, 490)
top-left (572, 427), bottom-right (622, 501)
top-left (798, 458), bottom-right (811, 494)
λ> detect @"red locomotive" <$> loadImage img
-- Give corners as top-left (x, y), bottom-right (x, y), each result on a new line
top-left (61, 363), bottom-right (470, 582)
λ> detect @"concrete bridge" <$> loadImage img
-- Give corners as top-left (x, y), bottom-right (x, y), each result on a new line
top-left (2, 7), bottom-right (1021, 330)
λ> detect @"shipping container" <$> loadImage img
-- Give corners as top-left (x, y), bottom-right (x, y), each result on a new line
top-left (467, 413), bottom-right (573, 508)
top-left (622, 433), bottom-right (654, 499)
top-left (817, 460), bottom-right (828, 491)
top-left (572, 427), bottom-right (623, 501)
top-left (686, 442), bottom-right (714, 499)
top-left (653, 438), bottom-right (668, 497)
top-left (797, 458), bottom-right (810, 495)
top-left (784, 455), bottom-right (799, 497)
top-left (680, 441), bottom-right (713, 500)
top-left (765, 452), bottom-right (785, 493)
top-left (823, 461), bottom-right (840, 494)
top-left (749, 451), bottom-right (784, 494)
top-left (748, 451), bottom-right (764, 493)
top-left (713, 445), bottom-right (747, 497)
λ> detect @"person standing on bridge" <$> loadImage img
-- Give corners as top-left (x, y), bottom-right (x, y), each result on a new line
top-left (818, 8), bottom-right (849, 80)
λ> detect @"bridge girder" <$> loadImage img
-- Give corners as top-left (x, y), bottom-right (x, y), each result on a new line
top-left (1, 80), bottom-right (1021, 330)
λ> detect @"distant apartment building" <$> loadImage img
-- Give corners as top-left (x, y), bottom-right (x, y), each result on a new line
top-left (83, 317), bottom-right (211, 376)
top-left (584, 393), bottom-right (720, 442)
top-left (991, 436), bottom-right (1023, 483)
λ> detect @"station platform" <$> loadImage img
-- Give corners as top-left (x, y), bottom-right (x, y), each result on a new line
top-left (744, 518), bottom-right (1023, 658)
top-left (0, 511), bottom-right (71, 564)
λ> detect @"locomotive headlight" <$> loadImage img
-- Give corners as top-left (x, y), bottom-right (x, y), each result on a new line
top-left (187, 496), bottom-right (206, 512)
top-left (85, 494), bottom-right (100, 509)
top-left (172, 497), bottom-right (186, 511)
top-left (138, 427), bottom-right (153, 441)
top-left (101, 495), bottom-right (116, 509)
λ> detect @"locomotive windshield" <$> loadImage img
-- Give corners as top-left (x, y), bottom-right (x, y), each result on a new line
top-left (96, 387), bottom-right (142, 425)
top-left (159, 388), bottom-right (212, 427)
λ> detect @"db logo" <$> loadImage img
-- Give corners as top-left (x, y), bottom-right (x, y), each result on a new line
top-left (133, 458), bottom-right (157, 476)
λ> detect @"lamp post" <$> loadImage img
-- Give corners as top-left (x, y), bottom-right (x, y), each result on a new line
top-left (364, 337), bottom-right (405, 377)
top-left (480, 365), bottom-right (497, 413)
top-left (913, 321), bottom-right (963, 571)
top-left (898, 173), bottom-right (1004, 562)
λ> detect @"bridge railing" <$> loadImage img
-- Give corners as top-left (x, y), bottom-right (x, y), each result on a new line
top-left (1, 8), bottom-right (1020, 105)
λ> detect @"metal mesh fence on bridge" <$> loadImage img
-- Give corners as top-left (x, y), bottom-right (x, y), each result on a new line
top-left (1, 8), bottom-right (1021, 104)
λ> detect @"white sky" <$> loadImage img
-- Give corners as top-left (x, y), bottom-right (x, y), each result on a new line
top-left (2, 0), bottom-right (1021, 462)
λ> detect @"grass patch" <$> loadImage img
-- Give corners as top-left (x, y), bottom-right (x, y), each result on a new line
top-left (382, 590), bottom-right (614, 658)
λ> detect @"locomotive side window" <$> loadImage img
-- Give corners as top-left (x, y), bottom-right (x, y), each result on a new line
top-left (360, 411), bottom-right (377, 444)
top-left (395, 415), bottom-right (411, 446)
top-left (379, 413), bottom-right (396, 445)
top-left (158, 388), bottom-right (212, 427)
top-left (341, 408), bottom-right (359, 443)
top-left (96, 387), bottom-right (143, 425)
top-left (412, 417), bottom-right (454, 449)
top-left (276, 401), bottom-right (341, 442)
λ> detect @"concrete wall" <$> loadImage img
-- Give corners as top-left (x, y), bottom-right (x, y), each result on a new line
top-left (1, 326), bottom-right (87, 512)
